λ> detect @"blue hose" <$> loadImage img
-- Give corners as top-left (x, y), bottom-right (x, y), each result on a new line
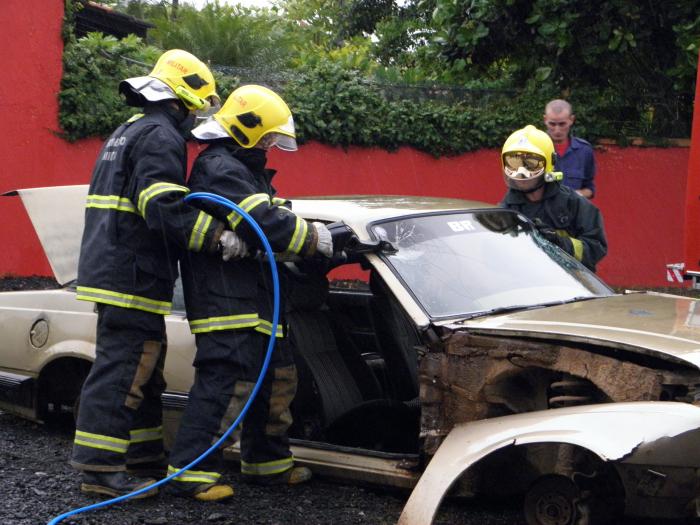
top-left (48, 191), bottom-right (280, 525)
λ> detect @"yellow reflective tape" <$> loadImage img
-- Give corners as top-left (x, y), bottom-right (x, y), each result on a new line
top-left (138, 182), bottom-right (189, 216)
top-left (74, 439), bottom-right (126, 454)
top-left (130, 426), bottom-right (163, 443)
top-left (86, 194), bottom-right (138, 214)
top-left (272, 197), bottom-right (287, 206)
top-left (76, 430), bottom-right (129, 445)
top-left (256, 319), bottom-right (284, 338)
top-left (76, 286), bottom-right (172, 315)
top-left (188, 211), bottom-right (213, 252)
top-left (127, 113), bottom-right (144, 123)
top-left (167, 466), bottom-right (221, 484)
top-left (227, 194), bottom-right (270, 230)
top-left (189, 313), bottom-right (261, 334)
top-left (287, 216), bottom-right (308, 254)
top-left (570, 237), bottom-right (584, 261)
top-left (74, 430), bottom-right (129, 453)
top-left (240, 456), bottom-right (293, 475)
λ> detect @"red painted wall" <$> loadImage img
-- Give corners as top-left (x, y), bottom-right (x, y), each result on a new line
top-left (684, 55), bottom-right (700, 273)
top-left (266, 142), bottom-right (688, 287)
top-left (0, 0), bottom-right (690, 288)
top-left (0, 0), bottom-right (102, 276)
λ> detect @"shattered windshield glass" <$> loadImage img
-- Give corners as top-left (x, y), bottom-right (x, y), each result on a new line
top-left (371, 210), bottom-right (612, 319)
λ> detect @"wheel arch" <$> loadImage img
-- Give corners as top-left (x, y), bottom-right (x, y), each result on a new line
top-left (399, 402), bottom-right (700, 525)
top-left (36, 354), bottom-right (92, 422)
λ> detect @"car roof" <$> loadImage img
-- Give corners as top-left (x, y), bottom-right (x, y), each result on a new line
top-left (291, 195), bottom-right (495, 240)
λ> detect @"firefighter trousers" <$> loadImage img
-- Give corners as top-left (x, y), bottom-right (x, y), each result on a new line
top-left (71, 304), bottom-right (167, 472)
top-left (167, 329), bottom-right (297, 489)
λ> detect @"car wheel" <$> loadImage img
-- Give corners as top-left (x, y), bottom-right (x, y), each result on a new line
top-left (38, 358), bottom-right (90, 427)
top-left (524, 475), bottom-right (580, 525)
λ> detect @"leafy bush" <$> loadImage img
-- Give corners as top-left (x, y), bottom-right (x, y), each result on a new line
top-left (58, 32), bottom-right (690, 153)
top-left (59, 33), bottom-right (161, 141)
top-left (284, 60), bottom-right (556, 155)
top-left (59, 31), bottom-right (241, 141)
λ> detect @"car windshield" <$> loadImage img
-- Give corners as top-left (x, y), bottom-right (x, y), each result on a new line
top-left (371, 209), bottom-right (613, 320)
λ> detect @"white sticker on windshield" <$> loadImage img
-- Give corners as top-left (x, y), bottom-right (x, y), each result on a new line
top-left (447, 220), bottom-right (476, 232)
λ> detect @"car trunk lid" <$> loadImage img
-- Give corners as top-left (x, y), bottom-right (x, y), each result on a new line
top-left (4, 185), bottom-right (88, 285)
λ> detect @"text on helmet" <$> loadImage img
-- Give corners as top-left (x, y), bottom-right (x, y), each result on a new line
top-left (166, 60), bottom-right (189, 74)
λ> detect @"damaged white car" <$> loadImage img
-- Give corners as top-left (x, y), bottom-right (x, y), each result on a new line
top-left (2, 185), bottom-right (700, 525)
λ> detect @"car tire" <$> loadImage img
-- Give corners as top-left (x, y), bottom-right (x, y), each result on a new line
top-left (523, 474), bottom-right (580, 525)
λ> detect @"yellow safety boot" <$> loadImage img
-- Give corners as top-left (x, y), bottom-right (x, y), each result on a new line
top-left (168, 481), bottom-right (234, 501)
top-left (243, 466), bottom-right (312, 486)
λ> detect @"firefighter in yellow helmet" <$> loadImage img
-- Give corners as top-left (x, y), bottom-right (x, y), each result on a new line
top-left (166, 85), bottom-right (332, 500)
top-left (71, 50), bottom-right (248, 500)
top-left (499, 125), bottom-right (607, 271)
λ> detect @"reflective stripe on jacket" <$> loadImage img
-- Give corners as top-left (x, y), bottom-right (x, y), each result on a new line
top-left (181, 141), bottom-right (316, 333)
top-left (77, 107), bottom-right (223, 315)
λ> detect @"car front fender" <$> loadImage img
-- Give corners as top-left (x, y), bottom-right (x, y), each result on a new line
top-left (398, 401), bottom-right (700, 525)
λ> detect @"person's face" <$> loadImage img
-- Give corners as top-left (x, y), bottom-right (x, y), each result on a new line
top-left (544, 111), bottom-right (575, 143)
top-left (254, 134), bottom-right (276, 151)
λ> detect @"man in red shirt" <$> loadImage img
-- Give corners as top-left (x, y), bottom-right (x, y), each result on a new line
top-left (544, 99), bottom-right (597, 199)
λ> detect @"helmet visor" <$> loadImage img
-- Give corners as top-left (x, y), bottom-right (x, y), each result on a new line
top-left (503, 152), bottom-right (546, 172)
top-left (259, 115), bottom-right (298, 151)
top-left (258, 132), bottom-right (298, 152)
top-left (273, 133), bottom-right (298, 152)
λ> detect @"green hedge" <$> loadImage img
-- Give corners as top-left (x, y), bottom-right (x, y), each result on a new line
top-left (58, 33), bottom-right (686, 154)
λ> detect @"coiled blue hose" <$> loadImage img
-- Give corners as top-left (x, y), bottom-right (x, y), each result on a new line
top-left (48, 191), bottom-right (280, 525)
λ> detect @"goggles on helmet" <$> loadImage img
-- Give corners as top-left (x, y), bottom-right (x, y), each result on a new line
top-left (503, 152), bottom-right (546, 180)
top-left (503, 152), bottom-right (546, 172)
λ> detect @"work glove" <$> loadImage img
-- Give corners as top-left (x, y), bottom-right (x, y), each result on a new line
top-left (532, 219), bottom-right (564, 247)
top-left (312, 222), bottom-right (333, 258)
top-left (219, 230), bottom-right (249, 261)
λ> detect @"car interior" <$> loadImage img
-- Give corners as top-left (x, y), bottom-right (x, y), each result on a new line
top-left (285, 263), bottom-right (423, 456)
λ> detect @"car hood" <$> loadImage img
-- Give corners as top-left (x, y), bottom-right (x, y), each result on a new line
top-left (4, 185), bottom-right (88, 285)
top-left (451, 293), bottom-right (700, 369)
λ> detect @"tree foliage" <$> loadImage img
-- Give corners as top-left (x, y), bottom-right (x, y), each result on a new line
top-left (59, 33), bottom-right (161, 141)
top-left (268, 60), bottom-right (552, 154)
top-left (59, 0), bottom-right (698, 147)
top-left (149, 3), bottom-right (297, 69)
top-left (426, 0), bottom-right (700, 135)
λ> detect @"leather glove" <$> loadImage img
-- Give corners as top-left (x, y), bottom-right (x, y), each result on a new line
top-left (219, 230), bottom-right (249, 261)
top-left (312, 222), bottom-right (333, 258)
top-left (532, 219), bottom-right (563, 246)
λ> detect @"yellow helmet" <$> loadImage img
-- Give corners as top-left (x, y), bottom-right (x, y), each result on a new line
top-left (148, 49), bottom-right (220, 112)
top-left (213, 85), bottom-right (297, 150)
top-left (120, 50), bottom-right (220, 112)
top-left (501, 125), bottom-right (561, 192)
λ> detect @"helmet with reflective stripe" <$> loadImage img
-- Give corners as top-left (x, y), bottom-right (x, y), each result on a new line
top-left (213, 85), bottom-right (297, 151)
